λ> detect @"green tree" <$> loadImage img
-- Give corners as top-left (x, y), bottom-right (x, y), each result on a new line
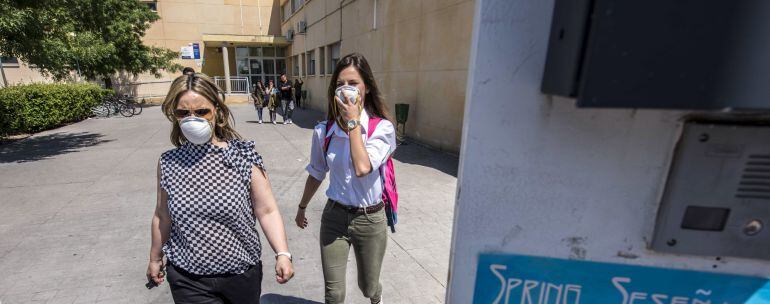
top-left (0, 0), bottom-right (181, 88)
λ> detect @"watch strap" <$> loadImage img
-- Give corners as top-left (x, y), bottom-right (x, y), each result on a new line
top-left (275, 251), bottom-right (292, 262)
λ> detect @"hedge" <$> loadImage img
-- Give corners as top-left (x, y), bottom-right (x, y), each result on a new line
top-left (0, 83), bottom-right (111, 136)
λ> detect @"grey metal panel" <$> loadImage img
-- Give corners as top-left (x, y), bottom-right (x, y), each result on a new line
top-left (576, 0), bottom-right (770, 110)
top-left (652, 122), bottom-right (770, 260)
top-left (540, 0), bottom-right (592, 97)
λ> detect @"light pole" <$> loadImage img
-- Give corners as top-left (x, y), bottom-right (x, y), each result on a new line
top-left (67, 32), bottom-right (81, 81)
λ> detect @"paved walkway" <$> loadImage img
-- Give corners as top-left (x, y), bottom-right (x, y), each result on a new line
top-left (0, 104), bottom-right (458, 304)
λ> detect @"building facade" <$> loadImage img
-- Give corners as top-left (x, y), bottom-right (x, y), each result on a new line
top-left (1, 0), bottom-right (473, 152)
top-left (281, 0), bottom-right (474, 152)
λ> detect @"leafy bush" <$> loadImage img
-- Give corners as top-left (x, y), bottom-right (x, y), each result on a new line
top-left (0, 83), bottom-right (111, 135)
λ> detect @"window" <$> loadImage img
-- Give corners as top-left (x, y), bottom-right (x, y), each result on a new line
top-left (236, 47), bottom-right (249, 58)
top-left (319, 47), bottom-right (326, 75)
top-left (263, 47), bottom-right (275, 57)
top-left (328, 42), bottom-right (340, 73)
top-left (276, 59), bottom-right (286, 76)
top-left (237, 59), bottom-right (249, 75)
top-left (281, 3), bottom-right (290, 21)
top-left (263, 59), bottom-right (275, 75)
top-left (234, 45), bottom-right (284, 89)
top-left (301, 53), bottom-right (306, 77)
top-left (0, 56), bottom-right (19, 67)
top-left (142, 1), bottom-right (157, 12)
top-left (293, 55), bottom-right (300, 76)
top-left (249, 59), bottom-right (262, 74)
top-left (307, 50), bottom-right (315, 76)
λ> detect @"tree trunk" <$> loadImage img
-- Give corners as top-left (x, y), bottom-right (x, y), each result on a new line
top-left (103, 77), bottom-right (113, 90)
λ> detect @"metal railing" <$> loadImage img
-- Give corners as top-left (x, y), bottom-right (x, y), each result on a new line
top-left (214, 76), bottom-right (251, 94)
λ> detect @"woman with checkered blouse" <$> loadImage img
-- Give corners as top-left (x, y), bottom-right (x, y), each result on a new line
top-left (147, 73), bottom-right (294, 303)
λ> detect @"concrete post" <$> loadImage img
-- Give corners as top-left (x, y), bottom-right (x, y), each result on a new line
top-left (222, 46), bottom-right (232, 94)
top-left (0, 59), bottom-right (7, 88)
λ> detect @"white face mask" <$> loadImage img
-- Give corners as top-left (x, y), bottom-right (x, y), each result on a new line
top-left (179, 116), bottom-right (213, 145)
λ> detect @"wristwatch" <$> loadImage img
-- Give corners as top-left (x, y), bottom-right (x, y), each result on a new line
top-left (275, 251), bottom-right (292, 262)
top-left (347, 119), bottom-right (360, 130)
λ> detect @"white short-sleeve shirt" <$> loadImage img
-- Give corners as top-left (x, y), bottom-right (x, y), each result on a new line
top-left (306, 110), bottom-right (396, 208)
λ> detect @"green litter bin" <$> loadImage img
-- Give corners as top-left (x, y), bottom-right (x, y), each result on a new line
top-left (395, 103), bottom-right (409, 124)
top-left (395, 103), bottom-right (409, 144)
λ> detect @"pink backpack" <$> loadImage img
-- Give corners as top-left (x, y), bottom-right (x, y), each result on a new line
top-left (324, 117), bottom-right (399, 232)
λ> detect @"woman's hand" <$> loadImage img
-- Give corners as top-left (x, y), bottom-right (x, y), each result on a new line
top-left (295, 208), bottom-right (308, 229)
top-left (146, 260), bottom-right (165, 285)
top-left (335, 95), bottom-right (361, 124)
top-left (275, 256), bottom-right (294, 284)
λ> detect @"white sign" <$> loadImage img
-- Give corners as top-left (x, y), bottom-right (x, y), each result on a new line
top-left (180, 46), bottom-right (194, 59)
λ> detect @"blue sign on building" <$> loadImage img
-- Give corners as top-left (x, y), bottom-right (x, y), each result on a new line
top-left (192, 43), bottom-right (200, 60)
top-left (473, 253), bottom-right (770, 304)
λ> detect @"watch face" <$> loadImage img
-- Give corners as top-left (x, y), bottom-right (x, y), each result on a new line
top-left (347, 120), bottom-right (357, 129)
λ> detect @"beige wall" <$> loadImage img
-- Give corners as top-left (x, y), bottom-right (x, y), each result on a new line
top-left (283, 0), bottom-right (474, 153)
top-left (5, 0), bottom-right (283, 93)
top-left (1, 62), bottom-right (54, 86)
top-left (144, 0), bottom-right (282, 78)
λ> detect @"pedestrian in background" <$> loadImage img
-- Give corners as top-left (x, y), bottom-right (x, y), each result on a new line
top-left (266, 79), bottom-right (278, 124)
top-left (253, 80), bottom-right (265, 124)
top-left (278, 74), bottom-right (294, 124)
top-left (295, 53), bottom-right (396, 304)
top-left (293, 78), bottom-right (304, 109)
top-left (147, 73), bottom-right (294, 303)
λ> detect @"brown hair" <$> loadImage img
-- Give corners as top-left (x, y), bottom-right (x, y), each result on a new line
top-left (161, 73), bottom-right (242, 147)
top-left (326, 53), bottom-right (392, 126)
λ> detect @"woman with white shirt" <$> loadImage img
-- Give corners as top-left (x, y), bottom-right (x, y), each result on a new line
top-left (294, 53), bottom-right (396, 304)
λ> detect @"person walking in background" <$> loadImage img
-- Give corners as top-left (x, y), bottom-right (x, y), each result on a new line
top-left (293, 78), bottom-right (304, 109)
top-left (253, 80), bottom-right (265, 124)
top-left (278, 74), bottom-right (294, 124)
top-left (147, 73), bottom-right (294, 303)
top-left (294, 53), bottom-right (396, 304)
top-left (266, 79), bottom-right (278, 124)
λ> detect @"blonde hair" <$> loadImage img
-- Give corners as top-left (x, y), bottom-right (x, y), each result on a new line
top-left (161, 73), bottom-right (242, 147)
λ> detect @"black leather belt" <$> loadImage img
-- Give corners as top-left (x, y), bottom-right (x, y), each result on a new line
top-left (330, 200), bottom-right (385, 214)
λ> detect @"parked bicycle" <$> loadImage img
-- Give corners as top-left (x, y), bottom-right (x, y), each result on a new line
top-left (91, 95), bottom-right (145, 118)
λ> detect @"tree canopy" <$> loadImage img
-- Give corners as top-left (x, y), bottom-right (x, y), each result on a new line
top-left (0, 0), bottom-right (180, 84)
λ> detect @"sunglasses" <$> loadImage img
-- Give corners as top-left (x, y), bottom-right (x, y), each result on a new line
top-left (174, 108), bottom-right (213, 118)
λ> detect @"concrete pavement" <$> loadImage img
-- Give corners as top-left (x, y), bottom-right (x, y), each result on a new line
top-left (0, 104), bottom-right (458, 303)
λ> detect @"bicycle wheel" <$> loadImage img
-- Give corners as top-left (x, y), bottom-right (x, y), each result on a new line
top-left (132, 99), bottom-right (144, 115)
top-left (119, 101), bottom-right (135, 117)
top-left (107, 96), bottom-right (121, 116)
top-left (91, 102), bottom-right (110, 118)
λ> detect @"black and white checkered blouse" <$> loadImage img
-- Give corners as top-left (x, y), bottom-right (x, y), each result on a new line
top-left (159, 139), bottom-right (264, 275)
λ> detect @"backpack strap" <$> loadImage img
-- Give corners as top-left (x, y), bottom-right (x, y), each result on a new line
top-left (323, 119), bottom-right (334, 154)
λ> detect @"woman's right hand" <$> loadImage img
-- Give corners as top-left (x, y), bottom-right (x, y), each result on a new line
top-left (146, 260), bottom-right (165, 285)
top-left (295, 208), bottom-right (308, 229)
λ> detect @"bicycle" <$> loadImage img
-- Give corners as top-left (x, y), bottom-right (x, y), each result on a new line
top-left (91, 96), bottom-right (114, 118)
top-left (92, 95), bottom-right (139, 118)
top-left (125, 96), bottom-right (144, 116)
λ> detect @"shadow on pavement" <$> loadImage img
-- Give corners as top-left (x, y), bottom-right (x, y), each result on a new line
top-left (393, 142), bottom-right (459, 177)
top-left (289, 108), bottom-right (327, 130)
top-left (0, 132), bottom-right (113, 163)
top-left (260, 293), bottom-right (323, 304)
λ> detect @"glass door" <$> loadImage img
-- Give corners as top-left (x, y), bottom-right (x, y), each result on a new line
top-left (235, 46), bottom-right (287, 90)
top-left (249, 59), bottom-right (262, 87)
